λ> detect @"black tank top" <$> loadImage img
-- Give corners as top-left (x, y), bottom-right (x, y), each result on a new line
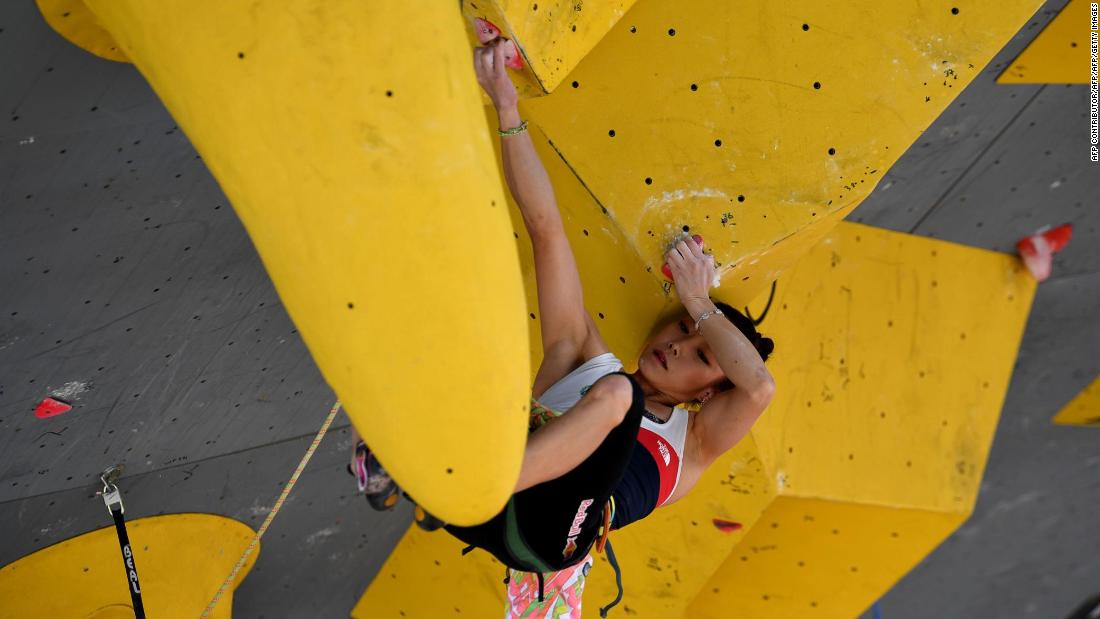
top-left (610, 441), bottom-right (662, 529)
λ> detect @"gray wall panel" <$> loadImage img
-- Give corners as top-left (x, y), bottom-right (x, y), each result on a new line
top-left (0, 422), bottom-right (414, 618)
top-left (0, 2), bottom-right (167, 143)
top-left (0, 119), bottom-right (335, 501)
top-left (909, 84), bottom-right (1098, 274)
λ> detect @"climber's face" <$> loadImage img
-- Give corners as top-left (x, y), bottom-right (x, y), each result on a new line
top-left (637, 314), bottom-right (727, 404)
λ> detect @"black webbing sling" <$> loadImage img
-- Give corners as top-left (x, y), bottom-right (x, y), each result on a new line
top-left (99, 466), bottom-right (146, 618)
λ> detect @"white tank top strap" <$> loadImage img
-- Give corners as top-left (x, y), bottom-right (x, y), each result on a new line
top-left (534, 352), bottom-right (624, 413)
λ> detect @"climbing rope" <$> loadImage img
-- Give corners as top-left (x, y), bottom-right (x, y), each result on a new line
top-left (199, 400), bottom-right (343, 618)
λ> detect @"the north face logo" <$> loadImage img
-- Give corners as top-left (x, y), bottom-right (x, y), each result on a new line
top-left (657, 440), bottom-right (671, 466)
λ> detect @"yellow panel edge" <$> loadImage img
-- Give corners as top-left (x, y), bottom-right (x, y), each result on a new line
top-left (997, 0), bottom-right (1094, 84)
top-left (1053, 374), bottom-right (1100, 426)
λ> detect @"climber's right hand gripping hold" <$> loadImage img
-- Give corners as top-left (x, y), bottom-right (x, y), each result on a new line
top-left (474, 42), bottom-right (519, 111)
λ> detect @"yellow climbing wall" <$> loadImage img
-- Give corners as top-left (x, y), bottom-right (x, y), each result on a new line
top-left (0, 514), bottom-right (256, 618)
top-left (37, 0), bottom-right (1045, 609)
top-left (1053, 375), bottom-right (1100, 426)
top-left (686, 223), bottom-right (1035, 619)
top-left (38, 0), bottom-right (1042, 529)
top-left (459, 0), bottom-right (639, 96)
top-left (522, 0), bottom-right (1044, 307)
top-left (355, 223), bottom-right (1035, 618)
top-left (687, 498), bottom-right (962, 618)
top-left (66, 0), bottom-right (531, 526)
top-left (36, 0), bottom-right (128, 62)
top-left (998, 0), bottom-right (1095, 84)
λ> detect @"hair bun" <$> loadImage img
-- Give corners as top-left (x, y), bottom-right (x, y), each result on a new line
top-left (754, 336), bottom-right (775, 361)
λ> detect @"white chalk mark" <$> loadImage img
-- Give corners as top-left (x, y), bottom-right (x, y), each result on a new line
top-left (306, 526), bottom-right (339, 545)
top-left (641, 187), bottom-right (729, 215)
top-left (985, 491), bottom-right (1042, 520)
top-left (50, 381), bottom-right (91, 401)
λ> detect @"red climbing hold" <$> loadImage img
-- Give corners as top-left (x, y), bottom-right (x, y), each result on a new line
top-left (499, 38), bottom-right (524, 71)
top-left (472, 18), bottom-right (522, 70)
top-left (474, 18), bottom-right (502, 44)
top-left (662, 235), bottom-right (704, 281)
top-left (712, 518), bottom-right (743, 532)
top-left (1016, 223), bottom-right (1073, 282)
top-left (34, 396), bottom-right (72, 419)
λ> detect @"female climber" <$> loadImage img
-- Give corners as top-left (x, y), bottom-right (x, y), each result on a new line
top-left (350, 38), bottom-right (777, 617)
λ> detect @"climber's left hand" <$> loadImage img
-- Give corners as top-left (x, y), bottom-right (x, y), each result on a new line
top-left (666, 235), bottom-right (716, 305)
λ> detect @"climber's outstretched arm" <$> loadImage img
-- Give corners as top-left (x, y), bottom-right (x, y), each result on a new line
top-left (474, 44), bottom-right (606, 390)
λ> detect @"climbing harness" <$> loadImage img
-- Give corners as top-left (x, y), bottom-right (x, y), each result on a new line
top-left (97, 465), bottom-right (146, 619)
top-left (199, 400), bottom-right (343, 619)
top-left (463, 399), bottom-right (630, 614)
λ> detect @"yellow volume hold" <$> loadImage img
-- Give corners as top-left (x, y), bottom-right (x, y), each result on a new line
top-left (38, 0), bottom-right (532, 526)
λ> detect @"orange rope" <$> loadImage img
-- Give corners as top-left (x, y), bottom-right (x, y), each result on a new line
top-left (199, 400), bottom-right (343, 618)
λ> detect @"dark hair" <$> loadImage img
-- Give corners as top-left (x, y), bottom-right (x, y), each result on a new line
top-left (709, 301), bottom-right (774, 395)
top-left (714, 301), bottom-right (774, 361)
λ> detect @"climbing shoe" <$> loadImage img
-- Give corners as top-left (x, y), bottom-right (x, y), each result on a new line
top-left (350, 441), bottom-right (400, 511)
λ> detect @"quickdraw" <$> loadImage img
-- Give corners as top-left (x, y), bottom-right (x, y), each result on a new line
top-left (97, 465), bottom-right (146, 619)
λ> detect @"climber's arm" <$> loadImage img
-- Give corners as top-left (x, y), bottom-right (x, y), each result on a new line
top-left (496, 106), bottom-right (564, 244)
top-left (475, 44), bottom-right (605, 393)
top-left (665, 238), bottom-right (776, 466)
top-left (497, 104), bottom-right (589, 351)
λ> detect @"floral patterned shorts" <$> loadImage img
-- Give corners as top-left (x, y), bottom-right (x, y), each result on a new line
top-left (505, 554), bottom-right (593, 618)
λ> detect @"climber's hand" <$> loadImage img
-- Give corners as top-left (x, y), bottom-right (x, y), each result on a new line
top-left (666, 235), bottom-right (716, 305)
top-left (474, 42), bottom-right (518, 110)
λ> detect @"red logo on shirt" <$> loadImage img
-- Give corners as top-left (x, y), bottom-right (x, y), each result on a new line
top-left (637, 428), bottom-right (680, 506)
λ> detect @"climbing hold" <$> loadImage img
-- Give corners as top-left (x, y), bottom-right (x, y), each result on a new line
top-left (712, 518), bottom-right (743, 533)
top-left (1016, 223), bottom-right (1072, 282)
top-left (34, 396), bottom-right (72, 419)
top-left (662, 235), bottom-right (704, 281)
top-left (499, 38), bottom-right (524, 70)
top-left (474, 18), bottom-right (502, 44)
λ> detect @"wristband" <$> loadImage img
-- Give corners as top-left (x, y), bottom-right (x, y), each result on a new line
top-left (498, 119), bottom-right (528, 137)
